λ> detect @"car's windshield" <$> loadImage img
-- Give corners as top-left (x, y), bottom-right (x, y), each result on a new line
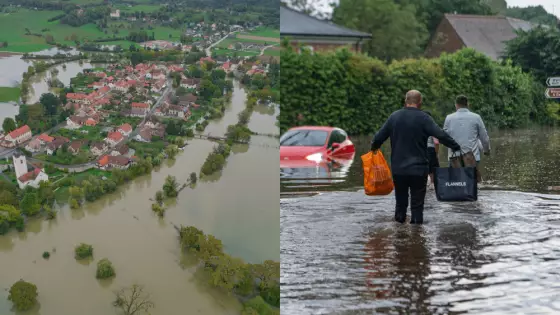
top-left (280, 130), bottom-right (328, 147)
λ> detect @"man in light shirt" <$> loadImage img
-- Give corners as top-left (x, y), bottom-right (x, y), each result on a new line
top-left (443, 95), bottom-right (491, 182)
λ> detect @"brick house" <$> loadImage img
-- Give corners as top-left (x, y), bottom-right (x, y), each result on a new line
top-left (425, 14), bottom-right (538, 61)
top-left (280, 6), bottom-right (371, 53)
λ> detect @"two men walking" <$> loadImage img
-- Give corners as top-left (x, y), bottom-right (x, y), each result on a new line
top-left (371, 91), bottom-right (490, 224)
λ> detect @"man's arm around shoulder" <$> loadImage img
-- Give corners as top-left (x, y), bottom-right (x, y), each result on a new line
top-left (371, 114), bottom-right (393, 151)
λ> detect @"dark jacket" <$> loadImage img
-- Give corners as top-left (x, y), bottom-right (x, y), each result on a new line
top-left (371, 107), bottom-right (460, 176)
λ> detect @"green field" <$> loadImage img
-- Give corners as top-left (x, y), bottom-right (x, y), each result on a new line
top-left (0, 87), bottom-right (21, 102)
top-left (115, 4), bottom-right (164, 13)
top-left (248, 27), bottom-right (280, 38)
top-left (263, 48), bottom-right (281, 56)
top-left (213, 48), bottom-right (260, 57)
top-left (0, 9), bottom-right (179, 53)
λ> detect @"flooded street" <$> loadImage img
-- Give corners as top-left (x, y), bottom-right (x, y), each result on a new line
top-left (280, 128), bottom-right (560, 314)
top-left (0, 82), bottom-right (279, 314)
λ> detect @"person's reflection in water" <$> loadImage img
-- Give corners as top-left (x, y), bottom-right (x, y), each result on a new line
top-left (364, 226), bottom-right (432, 314)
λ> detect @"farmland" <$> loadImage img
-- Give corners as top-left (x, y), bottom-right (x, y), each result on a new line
top-left (211, 27), bottom-right (279, 57)
top-left (0, 8), bottom-right (184, 53)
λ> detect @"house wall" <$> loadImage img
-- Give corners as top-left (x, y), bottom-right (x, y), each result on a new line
top-left (424, 17), bottom-right (466, 58)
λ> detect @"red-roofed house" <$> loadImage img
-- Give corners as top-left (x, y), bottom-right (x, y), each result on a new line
top-left (3, 125), bottom-right (32, 147)
top-left (105, 131), bottom-right (124, 147)
top-left (132, 102), bottom-right (150, 115)
top-left (222, 61), bottom-right (232, 73)
top-left (25, 138), bottom-right (42, 153)
top-left (67, 93), bottom-right (88, 103)
top-left (117, 123), bottom-right (132, 136)
top-left (200, 56), bottom-right (215, 64)
top-left (37, 133), bottom-right (54, 144)
top-left (97, 154), bottom-right (131, 170)
top-left (85, 117), bottom-right (98, 126)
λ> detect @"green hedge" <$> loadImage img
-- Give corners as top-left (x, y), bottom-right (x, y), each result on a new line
top-left (280, 47), bottom-right (553, 135)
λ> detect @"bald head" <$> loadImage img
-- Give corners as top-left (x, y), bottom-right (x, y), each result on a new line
top-left (405, 90), bottom-right (422, 108)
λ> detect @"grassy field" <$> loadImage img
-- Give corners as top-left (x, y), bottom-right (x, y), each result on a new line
top-left (263, 48), bottom-right (281, 56)
top-left (213, 48), bottom-right (260, 57)
top-left (114, 4), bottom-right (164, 13)
top-left (0, 87), bottom-right (21, 102)
top-left (0, 9), bottom-right (177, 53)
top-left (248, 27), bottom-right (280, 38)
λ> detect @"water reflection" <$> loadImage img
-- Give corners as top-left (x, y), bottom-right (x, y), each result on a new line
top-left (281, 128), bottom-right (560, 314)
top-left (281, 128), bottom-right (560, 195)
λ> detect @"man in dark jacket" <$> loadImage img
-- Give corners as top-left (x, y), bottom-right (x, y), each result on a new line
top-left (371, 90), bottom-right (461, 224)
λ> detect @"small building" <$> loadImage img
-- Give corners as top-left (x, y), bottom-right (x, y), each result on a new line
top-left (46, 136), bottom-right (70, 155)
top-left (37, 133), bottom-right (54, 144)
top-left (68, 140), bottom-right (84, 155)
top-left (105, 131), bottom-right (124, 147)
top-left (111, 144), bottom-right (129, 156)
top-left (25, 138), bottom-right (42, 153)
top-left (110, 9), bottom-right (120, 18)
top-left (117, 123), bottom-right (133, 136)
top-left (424, 14), bottom-right (538, 61)
top-left (134, 129), bottom-right (152, 142)
top-left (90, 141), bottom-right (108, 156)
top-left (66, 115), bottom-right (87, 129)
top-left (97, 154), bottom-right (131, 170)
top-left (131, 102), bottom-right (150, 115)
top-left (180, 78), bottom-right (201, 89)
top-left (280, 6), bottom-right (371, 53)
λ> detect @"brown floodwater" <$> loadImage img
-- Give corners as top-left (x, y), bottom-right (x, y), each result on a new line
top-left (0, 48), bottom-right (94, 122)
top-left (281, 128), bottom-right (560, 314)
top-left (0, 82), bottom-right (279, 314)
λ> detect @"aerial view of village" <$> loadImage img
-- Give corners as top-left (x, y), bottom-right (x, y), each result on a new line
top-left (0, 0), bottom-right (279, 314)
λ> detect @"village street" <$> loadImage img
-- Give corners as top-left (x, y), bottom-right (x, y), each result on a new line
top-left (205, 31), bottom-right (239, 57)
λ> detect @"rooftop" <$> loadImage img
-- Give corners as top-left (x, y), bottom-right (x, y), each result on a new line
top-left (280, 6), bottom-right (371, 38)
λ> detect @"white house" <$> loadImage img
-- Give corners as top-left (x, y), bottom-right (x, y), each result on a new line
top-left (13, 154), bottom-right (48, 189)
top-left (110, 9), bottom-right (120, 18)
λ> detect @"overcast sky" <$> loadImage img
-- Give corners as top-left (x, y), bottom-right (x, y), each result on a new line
top-left (311, 0), bottom-right (560, 18)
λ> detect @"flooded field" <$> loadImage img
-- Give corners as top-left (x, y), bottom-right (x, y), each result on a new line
top-left (0, 47), bottom-right (93, 121)
top-left (0, 83), bottom-right (279, 314)
top-left (280, 128), bottom-right (560, 314)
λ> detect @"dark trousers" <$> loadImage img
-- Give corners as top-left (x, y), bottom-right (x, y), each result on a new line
top-left (393, 174), bottom-right (428, 224)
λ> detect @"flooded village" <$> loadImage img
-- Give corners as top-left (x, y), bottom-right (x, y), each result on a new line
top-left (0, 40), bottom-right (279, 313)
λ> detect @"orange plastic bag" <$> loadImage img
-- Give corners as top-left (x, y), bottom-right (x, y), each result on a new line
top-left (361, 151), bottom-right (394, 196)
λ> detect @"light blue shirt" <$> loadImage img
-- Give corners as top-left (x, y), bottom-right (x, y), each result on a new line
top-left (443, 108), bottom-right (490, 161)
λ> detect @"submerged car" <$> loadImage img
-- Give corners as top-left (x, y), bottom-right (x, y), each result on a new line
top-left (280, 126), bottom-right (355, 165)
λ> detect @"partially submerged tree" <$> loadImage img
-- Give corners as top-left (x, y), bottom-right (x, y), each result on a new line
top-left (96, 258), bottom-right (116, 279)
top-left (8, 280), bottom-right (38, 311)
top-left (113, 284), bottom-right (155, 315)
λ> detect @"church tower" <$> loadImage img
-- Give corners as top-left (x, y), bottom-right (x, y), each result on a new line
top-left (12, 153), bottom-right (28, 179)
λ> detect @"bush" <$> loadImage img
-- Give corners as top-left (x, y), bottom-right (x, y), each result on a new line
top-left (241, 296), bottom-right (278, 315)
top-left (43, 251), bottom-right (50, 259)
top-left (75, 243), bottom-right (93, 259)
top-left (151, 203), bottom-right (165, 217)
top-left (8, 280), bottom-right (38, 311)
top-left (280, 47), bottom-right (551, 134)
top-left (259, 284), bottom-right (280, 307)
top-left (96, 258), bottom-right (116, 279)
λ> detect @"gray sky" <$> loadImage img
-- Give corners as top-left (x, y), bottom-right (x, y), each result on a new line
top-left (312, 0), bottom-right (560, 18)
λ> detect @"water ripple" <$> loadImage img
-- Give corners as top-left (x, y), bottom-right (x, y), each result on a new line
top-left (281, 190), bottom-right (560, 314)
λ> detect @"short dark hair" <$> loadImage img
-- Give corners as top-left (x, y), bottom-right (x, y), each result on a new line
top-left (456, 95), bottom-right (468, 107)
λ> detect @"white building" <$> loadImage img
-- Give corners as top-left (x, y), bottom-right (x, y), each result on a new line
top-left (13, 154), bottom-right (48, 189)
top-left (110, 9), bottom-right (120, 18)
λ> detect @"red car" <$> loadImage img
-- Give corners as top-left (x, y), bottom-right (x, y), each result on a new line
top-left (280, 126), bottom-right (355, 166)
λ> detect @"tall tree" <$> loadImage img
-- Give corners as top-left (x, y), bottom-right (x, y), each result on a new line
top-left (506, 5), bottom-right (559, 26)
top-left (332, 0), bottom-right (428, 61)
top-left (504, 26), bottom-right (560, 83)
top-left (39, 93), bottom-right (60, 116)
top-left (2, 117), bottom-right (17, 133)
